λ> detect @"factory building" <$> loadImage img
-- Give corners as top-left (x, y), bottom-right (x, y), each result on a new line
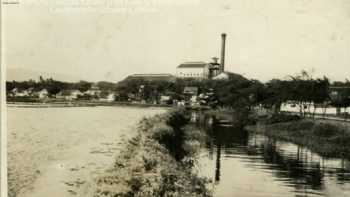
top-left (176, 33), bottom-right (227, 79)
top-left (176, 62), bottom-right (210, 79)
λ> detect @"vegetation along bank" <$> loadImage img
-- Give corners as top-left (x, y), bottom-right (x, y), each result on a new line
top-left (93, 108), bottom-right (212, 197)
top-left (248, 115), bottom-right (350, 159)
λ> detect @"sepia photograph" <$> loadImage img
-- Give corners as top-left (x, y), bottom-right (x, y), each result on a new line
top-left (2, 0), bottom-right (350, 196)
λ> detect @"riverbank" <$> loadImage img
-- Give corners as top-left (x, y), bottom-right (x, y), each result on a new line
top-left (7, 101), bottom-right (173, 108)
top-left (247, 118), bottom-right (350, 159)
top-left (93, 109), bottom-right (212, 197)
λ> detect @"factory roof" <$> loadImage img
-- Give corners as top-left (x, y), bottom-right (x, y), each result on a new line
top-left (125, 74), bottom-right (176, 82)
top-left (177, 62), bottom-right (208, 68)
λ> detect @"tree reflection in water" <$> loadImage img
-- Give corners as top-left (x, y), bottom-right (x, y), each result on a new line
top-left (202, 124), bottom-right (350, 196)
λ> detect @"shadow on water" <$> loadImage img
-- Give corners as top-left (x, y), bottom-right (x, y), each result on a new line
top-left (200, 124), bottom-right (350, 197)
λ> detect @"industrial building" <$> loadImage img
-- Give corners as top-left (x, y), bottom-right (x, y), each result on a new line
top-left (176, 33), bottom-right (227, 79)
top-left (176, 62), bottom-right (210, 79)
top-left (127, 33), bottom-right (230, 81)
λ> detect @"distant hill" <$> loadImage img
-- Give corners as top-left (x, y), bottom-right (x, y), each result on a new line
top-left (6, 68), bottom-right (82, 82)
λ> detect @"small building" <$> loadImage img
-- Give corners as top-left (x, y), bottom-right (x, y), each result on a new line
top-left (84, 84), bottom-right (101, 97)
top-left (13, 88), bottom-right (30, 97)
top-left (25, 87), bottom-right (35, 96)
top-left (176, 62), bottom-right (210, 79)
top-left (10, 88), bottom-right (18, 97)
top-left (71, 90), bottom-right (83, 99)
top-left (107, 93), bottom-right (116, 102)
top-left (56, 89), bottom-right (83, 100)
top-left (183, 86), bottom-right (199, 106)
top-left (208, 57), bottom-right (221, 78)
top-left (99, 92), bottom-right (116, 102)
top-left (38, 89), bottom-right (49, 99)
top-left (183, 86), bottom-right (199, 95)
top-left (160, 95), bottom-right (171, 104)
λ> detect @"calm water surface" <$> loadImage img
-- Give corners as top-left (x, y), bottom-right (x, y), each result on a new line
top-left (7, 106), bottom-right (166, 197)
top-left (198, 126), bottom-right (350, 197)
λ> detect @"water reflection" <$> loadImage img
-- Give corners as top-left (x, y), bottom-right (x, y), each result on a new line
top-left (199, 125), bottom-right (350, 197)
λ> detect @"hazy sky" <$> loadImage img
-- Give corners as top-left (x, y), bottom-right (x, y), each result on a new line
top-left (3, 0), bottom-right (350, 82)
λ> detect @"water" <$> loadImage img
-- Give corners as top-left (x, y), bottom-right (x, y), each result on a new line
top-left (198, 126), bottom-right (350, 197)
top-left (7, 106), bottom-right (166, 197)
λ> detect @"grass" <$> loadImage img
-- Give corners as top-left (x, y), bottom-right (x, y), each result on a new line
top-left (263, 119), bottom-right (350, 159)
top-left (93, 108), bottom-right (212, 197)
top-left (264, 113), bottom-right (301, 124)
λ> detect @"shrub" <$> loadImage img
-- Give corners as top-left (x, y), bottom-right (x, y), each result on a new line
top-left (166, 108), bottom-right (188, 129)
top-left (312, 123), bottom-right (342, 138)
top-left (266, 113), bottom-right (301, 124)
top-left (151, 123), bottom-right (175, 145)
top-left (287, 120), bottom-right (314, 131)
top-left (142, 155), bottom-right (158, 171)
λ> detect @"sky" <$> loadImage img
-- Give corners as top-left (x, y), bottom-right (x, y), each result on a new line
top-left (3, 0), bottom-right (350, 82)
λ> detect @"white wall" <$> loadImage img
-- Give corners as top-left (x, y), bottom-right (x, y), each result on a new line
top-left (281, 103), bottom-right (349, 115)
top-left (176, 67), bottom-right (209, 79)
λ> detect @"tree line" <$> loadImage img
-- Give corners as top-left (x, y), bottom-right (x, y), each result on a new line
top-left (6, 76), bottom-right (117, 96)
top-left (116, 71), bottom-right (350, 116)
top-left (6, 72), bottom-right (350, 116)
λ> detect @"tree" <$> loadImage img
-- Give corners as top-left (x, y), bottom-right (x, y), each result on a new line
top-left (74, 81), bottom-right (92, 92)
top-left (330, 80), bottom-right (350, 118)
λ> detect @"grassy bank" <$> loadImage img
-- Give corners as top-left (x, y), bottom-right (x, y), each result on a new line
top-left (254, 119), bottom-right (350, 159)
top-left (93, 109), bottom-right (211, 197)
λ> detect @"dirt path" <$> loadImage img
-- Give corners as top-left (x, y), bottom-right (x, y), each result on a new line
top-left (7, 106), bottom-right (165, 197)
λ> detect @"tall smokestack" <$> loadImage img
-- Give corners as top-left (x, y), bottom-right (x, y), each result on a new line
top-left (220, 33), bottom-right (226, 72)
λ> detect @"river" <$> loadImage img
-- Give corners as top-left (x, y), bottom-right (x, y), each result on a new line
top-left (7, 106), bottom-right (166, 197)
top-left (8, 107), bottom-right (350, 197)
top-left (197, 125), bottom-right (350, 197)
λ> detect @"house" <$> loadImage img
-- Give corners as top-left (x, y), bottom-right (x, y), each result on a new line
top-left (183, 87), bottom-right (199, 95)
top-left (183, 86), bottom-right (199, 106)
top-left (84, 84), bottom-right (101, 97)
top-left (106, 93), bottom-right (116, 102)
top-left (176, 62), bottom-right (210, 79)
top-left (99, 92), bottom-right (116, 102)
top-left (38, 89), bottom-right (49, 99)
top-left (25, 87), bottom-right (35, 96)
top-left (70, 90), bottom-right (83, 99)
top-left (12, 88), bottom-right (30, 97)
top-left (56, 90), bottom-right (70, 100)
top-left (56, 89), bottom-right (83, 100)
top-left (160, 95), bottom-right (171, 104)
top-left (8, 88), bottom-right (18, 97)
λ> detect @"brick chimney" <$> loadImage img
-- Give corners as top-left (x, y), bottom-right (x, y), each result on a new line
top-left (220, 33), bottom-right (226, 72)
